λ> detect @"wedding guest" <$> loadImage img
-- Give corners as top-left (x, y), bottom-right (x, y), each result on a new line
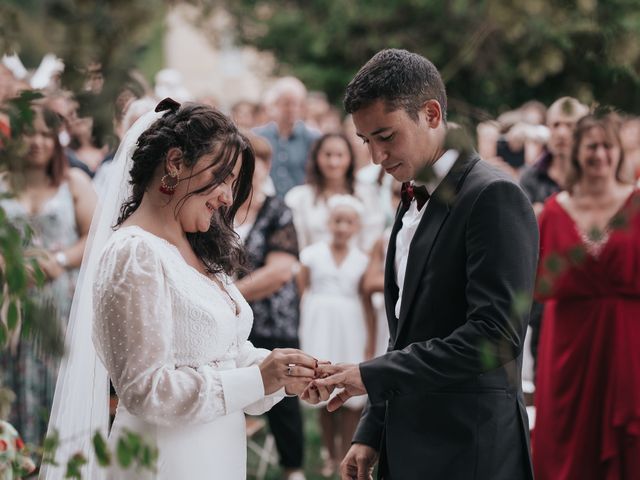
top-left (0, 104), bottom-right (96, 445)
top-left (620, 116), bottom-right (640, 182)
top-left (285, 133), bottom-right (385, 252)
top-left (533, 114), bottom-right (640, 480)
top-left (305, 91), bottom-right (331, 131)
top-left (93, 96), bottom-right (156, 197)
top-left (234, 132), bottom-right (306, 480)
top-left (42, 91), bottom-right (93, 177)
top-left (68, 114), bottom-right (108, 173)
top-left (297, 195), bottom-right (374, 477)
top-left (0, 64), bottom-right (17, 136)
top-left (254, 76), bottom-right (320, 197)
top-left (519, 96), bottom-right (589, 375)
top-left (520, 97), bottom-right (589, 216)
top-left (231, 100), bottom-right (257, 129)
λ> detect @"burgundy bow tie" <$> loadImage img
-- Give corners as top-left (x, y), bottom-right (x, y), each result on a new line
top-left (401, 182), bottom-right (430, 210)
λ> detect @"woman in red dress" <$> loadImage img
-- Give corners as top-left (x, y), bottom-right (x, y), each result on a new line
top-left (533, 114), bottom-right (640, 479)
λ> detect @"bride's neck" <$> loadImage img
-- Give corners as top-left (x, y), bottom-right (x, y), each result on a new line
top-left (126, 193), bottom-right (187, 246)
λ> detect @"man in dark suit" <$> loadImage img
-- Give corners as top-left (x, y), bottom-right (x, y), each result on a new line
top-left (309, 49), bottom-right (539, 480)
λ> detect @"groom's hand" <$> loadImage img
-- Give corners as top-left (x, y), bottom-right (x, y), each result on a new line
top-left (341, 443), bottom-right (378, 480)
top-left (313, 363), bottom-right (366, 412)
top-left (299, 381), bottom-right (333, 404)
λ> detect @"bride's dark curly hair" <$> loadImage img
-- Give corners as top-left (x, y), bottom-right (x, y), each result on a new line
top-left (115, 100), bottom-right (255, 276)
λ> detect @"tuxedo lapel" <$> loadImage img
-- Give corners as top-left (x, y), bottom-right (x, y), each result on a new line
top-left (384, 203), bottom-right (409, 342)
top-left (395, 152), bottom-right (480, 343)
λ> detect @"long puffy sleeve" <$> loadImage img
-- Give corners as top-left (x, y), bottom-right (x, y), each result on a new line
top-left (93, 235), bottom-right (272, 427)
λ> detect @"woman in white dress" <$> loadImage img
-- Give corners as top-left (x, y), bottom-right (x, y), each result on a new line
top-left (41, 99), bottom-right (317, 480)
top-left (284, 133), bottom-right (385, 252)
top-left (297, 195), bottom-right (374, 476)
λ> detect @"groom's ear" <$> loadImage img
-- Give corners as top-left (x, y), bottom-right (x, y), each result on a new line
top-left (164, 147), bottom-right (185, 176)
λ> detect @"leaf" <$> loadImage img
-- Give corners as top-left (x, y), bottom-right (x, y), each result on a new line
top-left (543, 253), bottom-right (565, 274)
top-left (65, 452), bottom-right (87, 479)
top-left (141, 445), bottom-right (152, 467)
top-left (116, 436), bottom-right (133, 468)
top-left (479, 339), bottom-right (498, 370)
top-left (610, 213), bottom-right (628, 230)
top-left (587, 226), bottom-right (605, 242)
top-left (5, 263), bottom-right (27, 293)
top-left (41, 431), bottom-right (60, 466)
top-left (7, 299), bottom-right (19, 331)
top-left (93, 432), bottom-right (111, 467)
top-left (567, 245), bottom-right (586, 266)
top-left (0, 322), bottom-right (6, 348)
top-left (511, 291), bottom-right (532, 318)
top-left (30, 258), bottom-right (46, 287)
top-left (125, 430), bottom-right (142, 458)
top-left (536, 277), bottom-right (552, 297)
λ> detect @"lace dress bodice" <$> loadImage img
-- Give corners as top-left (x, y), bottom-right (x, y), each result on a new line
top-left (93, 226), bottom-right (281, 429)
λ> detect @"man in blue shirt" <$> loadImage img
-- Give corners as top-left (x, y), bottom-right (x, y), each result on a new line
top-left (254, 76), bottom-right (320, 197)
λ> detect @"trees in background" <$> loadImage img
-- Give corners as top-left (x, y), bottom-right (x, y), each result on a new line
top-left (223, 0), bottom-right (640, 119)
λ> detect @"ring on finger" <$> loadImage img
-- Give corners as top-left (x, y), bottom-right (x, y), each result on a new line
top-left (287, 364), bottom-right (294, 376)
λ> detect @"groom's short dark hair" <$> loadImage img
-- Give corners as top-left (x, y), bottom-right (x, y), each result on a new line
top-left (344, 49), bottom-right (447, 122)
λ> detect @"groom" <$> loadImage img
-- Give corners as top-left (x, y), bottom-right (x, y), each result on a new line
top-left (310, 49), bottom-right (538, 480)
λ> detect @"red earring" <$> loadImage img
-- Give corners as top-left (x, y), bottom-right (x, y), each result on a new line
top-left (159, 171), bottom-right (179, 195)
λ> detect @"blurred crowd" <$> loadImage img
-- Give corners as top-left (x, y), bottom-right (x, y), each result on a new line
top-left (1, 54), bottom-right (639, 480)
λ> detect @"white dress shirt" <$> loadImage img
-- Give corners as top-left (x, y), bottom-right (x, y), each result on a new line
top-left (394, 150), bottom-right (458, 319)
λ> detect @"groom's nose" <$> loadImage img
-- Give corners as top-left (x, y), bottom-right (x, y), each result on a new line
top-left (370, 143), bottom-right (388, 165)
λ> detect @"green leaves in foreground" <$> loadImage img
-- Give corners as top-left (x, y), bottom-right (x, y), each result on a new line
top-left (92, 432), bottom-right (111, 467)
top-left (65, 453), bottom-right (87, 479)
top-left (40, 429), bottom-right (157, 479)
top-left (116, 429), bottom-right (158, 472)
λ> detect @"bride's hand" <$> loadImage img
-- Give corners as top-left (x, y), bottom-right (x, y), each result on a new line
top-left (259, 348), bottom-right (317, 395)
top-left (285, 359), bottom-right (332, 397)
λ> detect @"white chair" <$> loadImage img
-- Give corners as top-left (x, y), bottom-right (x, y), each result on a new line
top-left (246, 416), bottom-right (279, 480)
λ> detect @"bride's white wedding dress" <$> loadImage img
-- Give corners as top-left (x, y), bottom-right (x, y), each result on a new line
top-left (93, 225), bottom-right (284, 479)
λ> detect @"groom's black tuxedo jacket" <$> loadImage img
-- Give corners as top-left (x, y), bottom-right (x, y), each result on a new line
top-left (354, 152), bottom-right (538, 480)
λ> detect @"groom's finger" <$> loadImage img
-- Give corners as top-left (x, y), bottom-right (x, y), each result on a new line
top-left (327, 389), bottom-right (352, 412)
top-left (314, 372), bottom-right (346, 389)
top-left (302, 384), bottom-right (320, 404)
top-left (316, 384), bottom-right (332, 401)
top-left (315, 363), bottom-right (345, 376)
top-left (356, 454), bottom-right (372, 480)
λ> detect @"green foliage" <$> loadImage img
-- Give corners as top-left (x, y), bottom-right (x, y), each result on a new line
top-left (567, 245), bottom-right (587, 266)
top-left (479, 339), bottom-right (500, 370)
top-left (511, 291), bottom-right (533, 318)
top-left (116, 429), bottom-right (158, 473)
top-left (0, 0), bottom-right (166, 148)
top-left (116, 435), bottom-right (134, 469)
top-left (92, 432), bottom-right (111, 467)
top-left (65, 452), bottom-right (87, 479)
top-left (543, 252), bottom-right (565, 274)
top-left (222, 0), bottom-right (640, 116)
top-left (42, 430), bottom-right (60, 466)
top-left (39, 428), bottom-right (157, 478)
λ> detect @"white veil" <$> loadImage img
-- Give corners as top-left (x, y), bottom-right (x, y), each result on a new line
top-left (39, 107), bottom-right (165, 479)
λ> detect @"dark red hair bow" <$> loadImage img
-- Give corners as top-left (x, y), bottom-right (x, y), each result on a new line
top-left (155, 97), bottom-right (181, 113)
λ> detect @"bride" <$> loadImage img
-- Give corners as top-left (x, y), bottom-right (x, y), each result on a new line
top-left (40, 98), bottom-right (318, 479)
